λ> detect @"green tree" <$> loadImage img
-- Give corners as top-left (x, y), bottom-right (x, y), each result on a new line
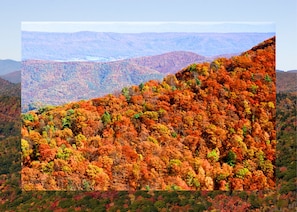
top-left (101, 111), bottom-right (111, 125)
top-left (122, 87), bottom-right (131, 101)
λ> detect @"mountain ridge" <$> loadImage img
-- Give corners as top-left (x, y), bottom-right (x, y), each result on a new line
top-left (127, 51), bottom-right (211, 74)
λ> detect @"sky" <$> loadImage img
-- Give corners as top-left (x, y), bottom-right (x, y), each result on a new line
top-left (21, 22), bottom-right (275, 33)
top-left (0, 0), bottom-right (296, 71)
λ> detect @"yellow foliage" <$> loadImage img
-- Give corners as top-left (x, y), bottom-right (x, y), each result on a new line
top-left (267, 101), bottom-right (275, 108)
top-left (86, 164), bottom-right (103, 178)
top-left (21, 139), bottom-right (32, 158)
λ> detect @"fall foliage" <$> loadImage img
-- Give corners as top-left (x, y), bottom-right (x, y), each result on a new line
top-left (21, 37), bottom-right (276, 191)
top-left (1, 35), bottom-right (297, 211)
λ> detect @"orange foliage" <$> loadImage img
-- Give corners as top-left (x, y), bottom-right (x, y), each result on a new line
top-left (21, 37), bottom-right (276, 191)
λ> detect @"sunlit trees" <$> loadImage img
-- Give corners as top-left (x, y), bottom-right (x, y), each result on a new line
top-left (21, 37), bottom-right (276, 191)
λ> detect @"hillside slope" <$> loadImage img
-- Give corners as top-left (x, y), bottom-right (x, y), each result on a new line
top-left (0, 79), bottom-right (21, 138)
top-left (276, 71), bottom-right (297, 93)
top-left (21, 37), bottom-right (276, 191)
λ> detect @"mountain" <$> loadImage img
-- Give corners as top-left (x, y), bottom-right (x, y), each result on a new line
top-left (0, 70), bottom-right (21, 83)
top-left (276, 71), bottom-right (297, 93)
top-left (22, 51), bottom-right (216, 112)
top-left (287, 69), bottom-right (297, 73)
top-left (22, 31), bottom-right (274, 61)
top-left (128, 51), bottom-right (211, 74)
top-left (21, 36), bottom-right (276, 191)
top-left (0, 60), bottom-right (21, 75)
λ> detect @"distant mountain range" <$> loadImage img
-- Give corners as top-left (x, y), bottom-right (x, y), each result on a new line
top-left (276, 69), bottom-right (297, 73)
top-left (0, 59), bottom-right (21, 75)
top-left (22, 31), bottom-right (274, 61)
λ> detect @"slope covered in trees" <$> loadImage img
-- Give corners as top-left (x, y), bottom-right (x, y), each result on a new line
top-left (275, 91), bottom-right (297, 195)
top-left (21, 37), bottom-right (276, 191)
top-left (0, 79), bottom-right (21, 138)
top-left (1, 35), bottom-right (296, 211)
top-left (0, 78), bottom-right (20, 97)
top-left (276, 71), bottom-right (297, 93)
top-left (0, 80), bottom-right (21, 208)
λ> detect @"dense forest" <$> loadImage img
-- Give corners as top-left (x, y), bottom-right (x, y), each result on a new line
top-left (0, 79), bottom-right (21, 139)
top-left (21, 37), bottom-right (276, 191)
top-left (1, 36), bottom-right (296, 211)
top-left (0, 81), bottom-right (21, 208)
top-left (276, 71), bottom-right (297, 93)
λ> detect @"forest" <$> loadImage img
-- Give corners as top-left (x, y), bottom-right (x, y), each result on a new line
top-left (21, 37), bottom-right (276, 191)
top-left (0, 35), bottom-right (296, 211)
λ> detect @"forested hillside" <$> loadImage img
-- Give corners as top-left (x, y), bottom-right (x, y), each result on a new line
top-left (0, 79), bottom-right (21, 138)
top-left (21, 37), bottom-right (276, 191)
top-left (276, 71), bottom-right (297, 93)
top-left (0, 78), bottom-right (20, 97)
top-left (1, 35), bottom-right (296, 212)
top-left (0, 81), bottom-right (21, 208)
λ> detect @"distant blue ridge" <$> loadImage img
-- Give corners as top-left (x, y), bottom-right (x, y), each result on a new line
top-left (22, 32), bottom-right (275, 61)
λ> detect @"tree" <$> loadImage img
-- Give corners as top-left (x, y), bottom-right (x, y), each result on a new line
top-left (101, 111), bottom-right (111, 125)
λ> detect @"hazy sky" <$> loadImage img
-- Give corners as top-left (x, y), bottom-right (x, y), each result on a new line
top-left (22, 22), bottom-right (275, 33)
top-left (1, 0), bottom-right (296, 70)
